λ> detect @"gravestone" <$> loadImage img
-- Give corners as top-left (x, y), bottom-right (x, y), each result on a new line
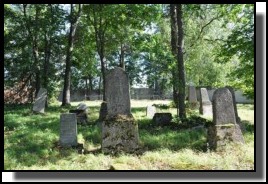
top-left (106, 68), bottom-right (131, 117)
top-left (68, 103), bottom-right (88, 124)
top-left (60, 113), bottom-right (77, 147)
top-left (188, 86), bottom-right (198, 108)
top-left (33, 88), bottom-right (47, 113)
top-left (99, 101), bottom-right (108, 121)
top-left (153, 113), bottom-right (172, 126)
top-left (225, 86), bottom-right (245, 132)
top-left (146, 105), bottom-right (156, 118)
top-left (102, 67), bottom-right (139, 154)
top-left (207, 88), bottom-right (244, 150)
top-left (199, 88), bottom-right (212, 116)
top-left (77, 103), bottom-right (88, 111)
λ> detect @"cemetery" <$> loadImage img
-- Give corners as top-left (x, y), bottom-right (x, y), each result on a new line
top-left (4, 4), bottom-right (254, 171)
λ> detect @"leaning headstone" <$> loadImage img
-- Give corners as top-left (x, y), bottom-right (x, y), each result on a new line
top-left (199, 88), bottom-right (212, 116)
top-left (188, 86), bottom-right (198, 108)
top-left (102, 67), bottom-right (139, 154)
top-left (153, 113), bottom-right (172, 126)
top-left (207, 88), bottom-right (244, 150)
top-left (67, 103), bottom-right (89, 124)
top-left (77, 103), bottom-right (88, 111)
top-left (225, 86), bottom-right (245, 132)
top-left (33, 88), bottom-right (47, 113)
top-left (146, 105), bottom-right (156, 118)
top-left (60, 113), bottom-right (77, 147)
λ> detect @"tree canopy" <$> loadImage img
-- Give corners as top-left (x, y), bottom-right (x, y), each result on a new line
top-left (4, 4), bottom-right (254, 105)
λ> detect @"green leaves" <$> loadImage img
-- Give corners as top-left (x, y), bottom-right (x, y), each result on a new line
top-left (216, 4), bottom-right (254, 98)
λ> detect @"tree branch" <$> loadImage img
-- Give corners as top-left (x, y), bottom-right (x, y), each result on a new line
top-left (188, 15), bottom-right (221, 48)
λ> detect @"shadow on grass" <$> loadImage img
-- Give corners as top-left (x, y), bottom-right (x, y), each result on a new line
top-left (241, 120), bottom-right (254, 133)
top-left (4, 103), bottom-right (207, 168)
top-left (137, 118), bottom-right (207, 152)
top-left (131, 107), bottom-right (146, 114)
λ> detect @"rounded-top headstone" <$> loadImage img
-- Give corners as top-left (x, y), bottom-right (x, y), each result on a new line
top-left (77, 103), bottom-right (88, 111)
top-left (212, 88), bottom-right (236, 125)
top-left (188, 86), bottom-right (197, 103)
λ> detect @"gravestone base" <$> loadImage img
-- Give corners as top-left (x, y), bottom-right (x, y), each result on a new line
top-left (207, 124), bottom-right (244, 151)
top-left (102, 114), bottom-right (139, 154)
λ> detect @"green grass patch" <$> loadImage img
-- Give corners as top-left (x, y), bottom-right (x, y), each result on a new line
top-left (4, 101), bottom-right (254, 170)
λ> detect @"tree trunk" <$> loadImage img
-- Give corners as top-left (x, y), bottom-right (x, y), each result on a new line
top-left (89, 75), bottom-right (93, 92)
top-left (99, 75), bottom-right (102, 96)
top-left (62, 4), bottom-right (82, 106)
top-left (33, 40), bottom-right (40, 98)
top-left (100, 53), bottom-right (106, 101)
top-left (119, 43), bottom-right (125, 70)
top-left (43, 32), bottom-right (50, 90)
top-left (92, 4), bottom-right (107, 101)
top-left (170, 4), bottom-right (179, 109)
top-left (23, 4), bottom-right (41, 99)
top-left (176, 4), bottom-right (186, 119)
top-left (43, 32), bottom-right (51, 107)
top-left (62, 22), bottom-right (73, 106)
top-left (85, 77), bottom-right (89, 96)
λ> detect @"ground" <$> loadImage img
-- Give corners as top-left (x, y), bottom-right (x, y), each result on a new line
top-left (4, 100), bottom-right (254, 170)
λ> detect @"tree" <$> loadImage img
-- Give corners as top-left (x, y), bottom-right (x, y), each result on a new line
top-left (62, 4), bottom-right (82, 106)
top-left (23, 4), bottom-right (42, 97)
top-left (216, 4), bottom-right (254, 99)
top-left (176, 4), bottom-right (186, 119)
top-left (170, 4), bottom-right (179, 109)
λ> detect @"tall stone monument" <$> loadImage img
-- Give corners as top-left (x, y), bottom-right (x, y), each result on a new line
top-left (199, 88), bottom-right (212, 116)
top-left (102, 67), bottom-right (139, 154)
top-left (225, 86), bottom-right (245, 132)
top-left (207, 88), bottom-right (244, 150)
top-left (188, 86), bottom-right (198, 108)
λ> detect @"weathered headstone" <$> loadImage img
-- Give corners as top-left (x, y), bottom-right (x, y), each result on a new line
top-left (106, 68), bottom-right (131, 117)
top-left (153, 113), bottom-right (172, 126)
top-left (68, 103), bottom-right (89, 124)
top-left (33, 88), bottom-right (47, 113)
top-left (207, 88), bottom-right (244, 150)
top-left (188, 86), bottom-right (198, 108)
top-left (199, 88), bottom-right (212, 116)
top-left (77, 103), bottom-right (88, 111)
top-left (146, 105), bottom-right (156, 118)
top-left (102, 67), bottom-right (139, 154)
top-left (99, 101), bottom-right (108, 121)
top-left (225, 86), bottom-right (245, 132)
top-left (60, 113), bottom-right (77, 147)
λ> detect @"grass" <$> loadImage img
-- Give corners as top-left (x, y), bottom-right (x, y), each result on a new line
top-left (4, 100), bottom-right (254, 170)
